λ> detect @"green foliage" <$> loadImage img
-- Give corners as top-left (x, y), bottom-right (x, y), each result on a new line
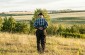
top-left (65, 27), bottom-right (71, 33)
top-left (46, 24), bottom-right (85, 38)
top-left (2, 16), bottom-right (29, 34)
top-left (15, 22), bottom-right (29, 34)
top-left (55, 24), bottom-right (85, 38)
top-left (79, 25), bottom-right (85, 34)
top-left (57, 25), bottom-right (65, 33)
top-left (32, 9), bottom-right (50, 21)
top-left (70, 25), bottom-right (79, 33)
top-left (47, 24), bottom-right (58, 35)
top-left (2, 16), bottom-right (16, 32)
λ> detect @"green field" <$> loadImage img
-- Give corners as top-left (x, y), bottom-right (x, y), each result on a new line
top-left (51, 17), bottom-right (85, 24)
top-left (50, 12), bottom-right (85, 24)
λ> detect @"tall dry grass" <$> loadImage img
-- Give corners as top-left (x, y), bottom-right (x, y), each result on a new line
top-left (0, 32), bottom-right (85, 55)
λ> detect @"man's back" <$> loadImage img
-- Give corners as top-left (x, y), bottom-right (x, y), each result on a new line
top-left (34, 18), bottom-right (48, 30)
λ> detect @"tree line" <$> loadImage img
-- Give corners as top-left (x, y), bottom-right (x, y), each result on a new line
top-left (0, 16), bottom-right (30, 34)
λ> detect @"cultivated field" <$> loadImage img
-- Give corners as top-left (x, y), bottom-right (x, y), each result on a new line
top-left (1, 12), bottom-right (85, 24)
top-left (0, 32), bottom-right (85, 55)
top-left (50, 12), bottom-right (85, 18)
top-left (1, 12), bottom-right (85, 20)
top-left (1, 15), bottom-right (33, 21)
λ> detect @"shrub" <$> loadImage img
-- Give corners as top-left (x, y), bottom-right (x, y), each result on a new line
top-left (79, 25), bottom-right (85, 34)
top-left (70, 25), bottom-right (79, 33)
top-left (57, 25), bottom-right (65, 35)
top-left (2, 16), bottom-right (16, 32)
top-left (47, 24), bottom-right (58, 35)
top-left (15, 22), bottom-right (29, 34)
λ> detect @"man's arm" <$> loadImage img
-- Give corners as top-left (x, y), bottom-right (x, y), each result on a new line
top-left (33, 19), bottom-right (38, 29)
top-left (43, 19), bottom-right (48, 29)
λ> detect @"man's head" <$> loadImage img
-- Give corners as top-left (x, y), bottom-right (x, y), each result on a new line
top-left (38, 13), bottom-right (44, 18)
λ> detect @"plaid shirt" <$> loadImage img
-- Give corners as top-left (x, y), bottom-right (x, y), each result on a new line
top-left (33, 18), bottom-right (48, 29)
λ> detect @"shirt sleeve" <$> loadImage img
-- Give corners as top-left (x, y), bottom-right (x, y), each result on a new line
top-left (33, 19), bottom-right (38, 28)
top-left (43, 19), bottom-right (48, 29)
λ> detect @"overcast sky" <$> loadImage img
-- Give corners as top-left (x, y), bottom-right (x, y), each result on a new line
top-left (0, 0), bottom-right (85, 12)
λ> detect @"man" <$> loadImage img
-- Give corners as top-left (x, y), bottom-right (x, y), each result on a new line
top-left (33, 13), bottom-right (48, 53)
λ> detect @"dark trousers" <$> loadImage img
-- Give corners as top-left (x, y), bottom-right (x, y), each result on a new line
top-left (36, 29), bottom-right (46, 52)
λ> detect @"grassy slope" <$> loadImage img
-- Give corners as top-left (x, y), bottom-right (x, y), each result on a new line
top-left (0, 32), bottom-right (85, 55)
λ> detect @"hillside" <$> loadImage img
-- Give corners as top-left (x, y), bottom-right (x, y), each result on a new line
top-left (50, 12), bottom-right (85, 18)
top-left (0, 32), bottom-right (85, 55)
top-left (1, 12), bottom-right (85, 20)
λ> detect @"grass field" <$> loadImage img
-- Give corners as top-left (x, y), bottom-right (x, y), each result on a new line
top-left (0, 32), bottom-right (85, 55)
top-left (1, 15), bottom-right (33, 21)
top-left (52, 17), bottom-right (85, 24)
top-left (50, 12), bottom-right (85, 18)
top-left (1, 12), bottom-right (85, 20)
top-left (50, 12), bottom-right (85, 24)
top-left (1, 12), bottom-right (85, 24)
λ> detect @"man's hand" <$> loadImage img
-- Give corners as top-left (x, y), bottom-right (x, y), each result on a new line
top-left (39, 27), bottom-right (43, 30)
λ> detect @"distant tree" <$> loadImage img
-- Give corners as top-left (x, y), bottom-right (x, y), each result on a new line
top-left (2, 17), bottom-right (9, 31)
top-left (8, 16), bottom-right (16, 32)
top-left (2, 16), bottom-right (16, 32)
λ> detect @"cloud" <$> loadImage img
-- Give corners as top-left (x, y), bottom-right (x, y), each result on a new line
top-left (0, 0), bottom-right (85, 12)
top-left (0, 0), bottom-right (59, 5)
top-left (10, 0), bottom-right (59, 4)
top-left (39, 0), bottom-right (85, 10)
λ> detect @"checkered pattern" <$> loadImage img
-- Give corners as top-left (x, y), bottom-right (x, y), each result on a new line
top-left (33, 18), bottom-right (48, 29)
